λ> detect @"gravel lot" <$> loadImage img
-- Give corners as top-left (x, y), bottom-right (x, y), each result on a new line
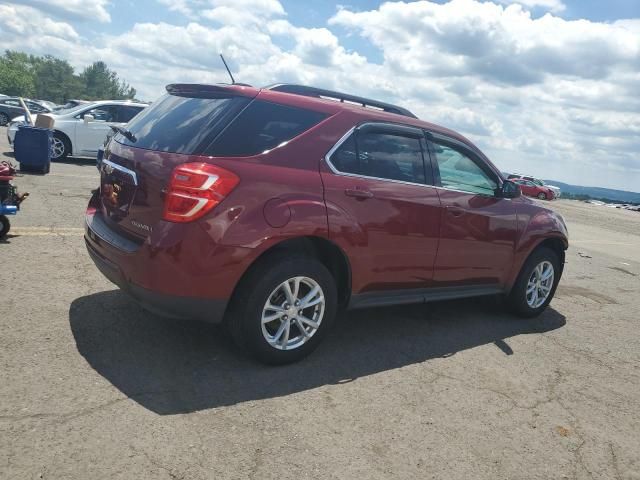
top-left (1, 126), bottom-right (639, 479)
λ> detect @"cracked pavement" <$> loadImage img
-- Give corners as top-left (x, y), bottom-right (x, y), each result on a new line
top-left (1, 127), bottom-right (639, 479)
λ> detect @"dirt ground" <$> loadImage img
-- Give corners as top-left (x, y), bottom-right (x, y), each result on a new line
top-left (1, 126), bottom-right (639, 479)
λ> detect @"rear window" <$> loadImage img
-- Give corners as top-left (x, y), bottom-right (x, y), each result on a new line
top-left (205, 100), bottom-right (329, 157)
top-left (117, 93), bottom-right (250, 154)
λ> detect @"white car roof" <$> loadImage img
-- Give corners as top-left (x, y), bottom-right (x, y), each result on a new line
top-left (84, 100), bottom-right (148, 107)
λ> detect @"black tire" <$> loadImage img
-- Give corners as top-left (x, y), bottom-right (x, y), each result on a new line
top-left (537, 192), bottom-right (547, 200)
top-left (227, 254), bottom-right (337, 365)
top-left (0, 113), bottom-right (9, 126)
top-left (508, 247), bottom-right (561, 318)
top-left (0, 215), bottom-right (10, 239)
top-left (52, 132), bottom-right (70, 160)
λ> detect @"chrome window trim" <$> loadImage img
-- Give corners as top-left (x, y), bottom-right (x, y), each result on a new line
top-left (433, 185), bottom-right (499, 198)
top-left (102, 159), bottom-right (138, 186)
top-left (324, 123), bottom-right (505, 198)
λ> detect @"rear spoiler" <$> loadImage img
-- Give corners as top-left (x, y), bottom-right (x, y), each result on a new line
top-left (166, 83), bottom-right (258, 98)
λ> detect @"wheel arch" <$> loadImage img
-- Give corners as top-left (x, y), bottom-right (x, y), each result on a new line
top-left (230, 236), bottom-right (352, 310)
top-left (535, 237), bottom-right (566, 271)
top-left (507, 235), bottom-right (566, 294)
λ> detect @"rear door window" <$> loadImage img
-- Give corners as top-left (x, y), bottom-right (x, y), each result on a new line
top-left (206, 100), bottom-right (328, 157)
top-left (329, 128), bottom-right (429, 184)
top-left (357, 131), bottom-right (426, 184)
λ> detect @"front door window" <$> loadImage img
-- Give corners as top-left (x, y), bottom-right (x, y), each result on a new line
top-left (432, 142), bottom-right (497, 195)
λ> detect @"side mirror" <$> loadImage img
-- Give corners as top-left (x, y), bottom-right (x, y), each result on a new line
top-left (498, 180), bottom-right (521, 199)
top-left (84, 114), bottom-right (94, 124)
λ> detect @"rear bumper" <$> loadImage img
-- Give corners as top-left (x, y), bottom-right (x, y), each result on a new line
top-left (86, 237), bottom-right (228, 323)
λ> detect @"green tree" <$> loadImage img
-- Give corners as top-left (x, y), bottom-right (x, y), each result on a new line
top-left (31, 55), bottom-right (83, 104)
top-left (0, 51), bottom-right (137, 103)
top-left (0, 51), bottom-right (35, 97)
top-left (80, 61), bottom-right (136, 100)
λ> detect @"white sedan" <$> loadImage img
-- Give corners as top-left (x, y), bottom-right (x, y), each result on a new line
top-left (8, 100), bottom-right (147, 160)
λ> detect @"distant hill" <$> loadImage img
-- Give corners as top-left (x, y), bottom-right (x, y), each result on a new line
top-left (543, 180), bottom-right (640, 204)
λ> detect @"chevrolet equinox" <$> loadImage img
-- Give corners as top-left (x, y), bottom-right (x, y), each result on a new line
top-left (85, 83), bottom-right (569, 364)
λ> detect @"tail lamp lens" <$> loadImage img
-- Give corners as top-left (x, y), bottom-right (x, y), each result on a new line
top-left (163, 162), bottom-right (239, 223)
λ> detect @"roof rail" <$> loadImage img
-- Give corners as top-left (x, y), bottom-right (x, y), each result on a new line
top-left (265, 84), bottom-right (417, 119)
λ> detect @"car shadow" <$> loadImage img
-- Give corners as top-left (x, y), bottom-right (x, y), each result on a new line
top-left (69, 290), bottom-right (566, 415)
top-left (4, 156), bottom-right (96, 172)
top-left (55, 156), bottom-right (97, 167)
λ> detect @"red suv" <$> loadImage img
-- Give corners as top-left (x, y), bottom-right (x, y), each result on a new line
top-left (85, 83), bottom-right (568, 364)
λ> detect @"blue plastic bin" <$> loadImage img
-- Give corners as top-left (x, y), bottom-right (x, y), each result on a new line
top-left (14, 125), bottom-right (52, 174)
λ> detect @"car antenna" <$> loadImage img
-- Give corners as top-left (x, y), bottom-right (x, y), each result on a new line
top-left (219, 54), bottom-right (235, 84)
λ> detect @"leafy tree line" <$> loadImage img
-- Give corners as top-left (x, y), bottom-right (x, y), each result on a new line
top-left (0, 50), bottom-right (136, 104)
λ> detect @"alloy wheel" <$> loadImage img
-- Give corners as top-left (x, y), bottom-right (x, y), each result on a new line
top-left (526, 260), bottom-right (554, 308)
top-left (51, 137), bottom-right (65, 159)
top-left (261, 276), bottom-right (325, 351)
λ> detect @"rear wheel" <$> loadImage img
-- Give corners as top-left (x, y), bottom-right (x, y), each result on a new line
top-left (508, 247), bottom-right (560, 317)
top-left (0, 215), bottom-right (10, 239)
top-left (537, 192), bottom-right (547, 200)
top-left (51, 133), bottom-right (70, 160)
top-left (0, 113), bottom-right (9, 126)
top-left (227, 255), bottom-right (337, 364)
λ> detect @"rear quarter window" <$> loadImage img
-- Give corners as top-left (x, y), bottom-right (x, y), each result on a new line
top-left (206, 100), bottom-right (329, 157)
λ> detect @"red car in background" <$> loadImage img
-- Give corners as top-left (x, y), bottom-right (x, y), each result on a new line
top-left (512, 178), bottom-right (556, 200)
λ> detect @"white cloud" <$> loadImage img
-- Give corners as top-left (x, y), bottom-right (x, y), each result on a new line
top-left (328, 0), bottom-right (640, 189)
top-left (330, 0), bottom-right (639, 85)
top-left (496, 0), bottom-right (565, 13)
top-left (0, 5), bottom-right (80, 51)
top-left (268, 20), bottom-right (367, 68)
top-left (4, 0), bottom-right (111, 23)
top-left (159, 0), bottom-right (285, 20)
top-left (0, 0), bottom-right (638, 191)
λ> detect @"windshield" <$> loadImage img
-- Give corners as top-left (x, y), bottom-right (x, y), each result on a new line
top-left (36, 101), bottom-right (56, 110)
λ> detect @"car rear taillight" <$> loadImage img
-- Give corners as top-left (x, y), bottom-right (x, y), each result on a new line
top-left (163, 162), bottom-right (239, 223)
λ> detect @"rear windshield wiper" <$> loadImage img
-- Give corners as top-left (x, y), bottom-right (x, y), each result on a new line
top-left (110, 125), bottom-right (137, 143)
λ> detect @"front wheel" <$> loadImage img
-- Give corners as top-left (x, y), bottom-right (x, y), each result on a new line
top-left (227, 255), bottom-right (337, 364)
top-left (508, 247), bottom-right (561, 317)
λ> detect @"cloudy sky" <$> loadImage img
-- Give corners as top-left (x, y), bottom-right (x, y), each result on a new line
top-left (0, 0), bottom-right (638, 191)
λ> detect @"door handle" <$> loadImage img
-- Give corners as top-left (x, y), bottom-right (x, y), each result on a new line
top-left (344, 188), bottom-right (373, 200)
top-left (446, 206), bottom-right (465, 217)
